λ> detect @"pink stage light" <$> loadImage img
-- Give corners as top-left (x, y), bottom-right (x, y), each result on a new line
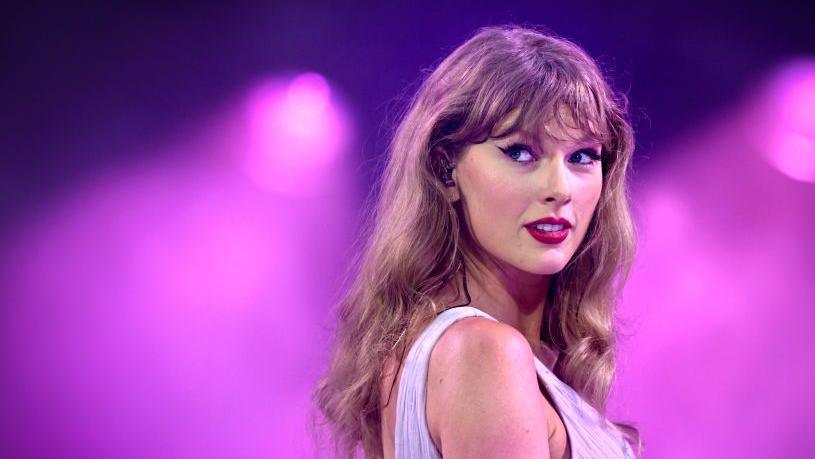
top-left (761, 60), bottom-right (815, 183)
top-left (0, 68), bottom-right (359, 456)
top-left (611, 58), bottom-right (815, 458)
top-left (243, 72), bottom-right (351, 195)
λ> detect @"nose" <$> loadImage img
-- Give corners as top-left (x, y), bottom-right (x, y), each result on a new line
top-left (539, 159), bottom-right (571, 204)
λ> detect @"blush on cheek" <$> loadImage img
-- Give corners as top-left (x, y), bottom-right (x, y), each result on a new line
top-left (458, 179), bottom-right (521, 258)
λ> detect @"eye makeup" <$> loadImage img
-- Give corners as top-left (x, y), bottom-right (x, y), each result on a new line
top-left (497, 142), bottom-right (602, 167)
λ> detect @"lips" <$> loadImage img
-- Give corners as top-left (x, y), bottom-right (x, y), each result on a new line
top-left (524, 217), bottom-right (572, 245)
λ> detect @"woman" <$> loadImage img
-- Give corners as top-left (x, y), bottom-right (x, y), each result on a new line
top-left (314, 25), bottom-right (640, 458)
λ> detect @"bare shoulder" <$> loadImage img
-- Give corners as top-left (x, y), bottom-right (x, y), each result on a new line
top-left (433, 316), bottom-right (532, 358)
top-left (426, 317), bottom-right (550, 457)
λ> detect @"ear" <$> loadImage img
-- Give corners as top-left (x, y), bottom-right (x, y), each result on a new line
top-left (432, 147), bottom-right (461, 203)
top-left (445, 168), bottom-right (460, 203)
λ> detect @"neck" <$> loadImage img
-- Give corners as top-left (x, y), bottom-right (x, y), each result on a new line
top-left (441, 255), bottom-right (552, 354)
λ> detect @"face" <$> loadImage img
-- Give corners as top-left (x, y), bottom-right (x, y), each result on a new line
top-left (448, 111), bottom-right (604, 281)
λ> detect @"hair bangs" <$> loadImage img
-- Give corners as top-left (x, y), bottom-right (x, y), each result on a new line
top-left (453, 80), bottom-right (533, 147)
top-left (492, 73), bottom-right (611, 147)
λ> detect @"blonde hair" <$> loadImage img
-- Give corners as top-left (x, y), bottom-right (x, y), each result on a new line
top-left (313, 25), bottom-right (640, 457)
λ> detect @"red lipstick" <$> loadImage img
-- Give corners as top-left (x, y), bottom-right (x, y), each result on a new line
top-left (524, 217), bottom-right (572, 245)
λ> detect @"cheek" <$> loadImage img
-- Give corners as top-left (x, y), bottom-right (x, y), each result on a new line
top-left (574, 174), bottom-right (603, 226)
top-left (459, 163), bottom-right (527, 229)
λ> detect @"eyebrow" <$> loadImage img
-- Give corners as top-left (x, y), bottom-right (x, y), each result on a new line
top-left (499, 129), bottom-right (602, 148)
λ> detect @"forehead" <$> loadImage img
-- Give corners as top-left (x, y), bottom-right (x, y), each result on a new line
top-left (491, 106), bottom-right (602, 145)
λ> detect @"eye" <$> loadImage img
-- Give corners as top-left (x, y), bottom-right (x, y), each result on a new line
top-left (568, 148), bottom-right (602, 166)
top-left (498, 143), bottom-right (535, 163)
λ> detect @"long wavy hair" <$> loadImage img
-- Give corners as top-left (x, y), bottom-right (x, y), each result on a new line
top-left (313, 25), bottom-right (640, 458)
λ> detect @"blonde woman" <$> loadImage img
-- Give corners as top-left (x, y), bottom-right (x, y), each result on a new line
top-left (315, 25), bottom-right (640, 458)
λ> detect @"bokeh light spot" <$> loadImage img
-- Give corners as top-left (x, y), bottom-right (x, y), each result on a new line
top-left (763, 60), bottom-right (815, 183)
top-left (243, 72), bottom-right (351, 195)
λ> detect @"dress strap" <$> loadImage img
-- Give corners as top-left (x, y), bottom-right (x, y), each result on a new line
top-left (394, 306), bottom-right (496, 458)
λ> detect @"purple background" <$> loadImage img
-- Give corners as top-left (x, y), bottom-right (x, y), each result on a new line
top-left (1, 2), bottom-right (814, 458)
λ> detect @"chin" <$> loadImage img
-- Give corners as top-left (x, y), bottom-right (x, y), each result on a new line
top-left (526, 252), bottom-right (573, 275)
top-left (519, 259), bottom-right (569, 276)
top-left (529, 264), bottom-right (567, 276)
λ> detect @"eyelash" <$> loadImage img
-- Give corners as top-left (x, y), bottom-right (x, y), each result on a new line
top-left (498, 143), bottom-right (602, 166)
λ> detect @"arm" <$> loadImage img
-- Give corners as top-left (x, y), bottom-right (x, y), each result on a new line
top-left (426, 318), bottom-right (550, 458)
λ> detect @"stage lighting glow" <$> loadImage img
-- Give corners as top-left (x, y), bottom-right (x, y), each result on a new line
top-left (616, 59), bottom-right (815, 458)
top-left (767, 131), bottom-right (815, 183)
top-left (763, 60), bottom-right (815, 183)
top-left (643, 187), bottom-right (687, 246)
top-left (286, 72), bottom-right (331, 118)
top-left (243, 73), bottom-right (351, 195)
